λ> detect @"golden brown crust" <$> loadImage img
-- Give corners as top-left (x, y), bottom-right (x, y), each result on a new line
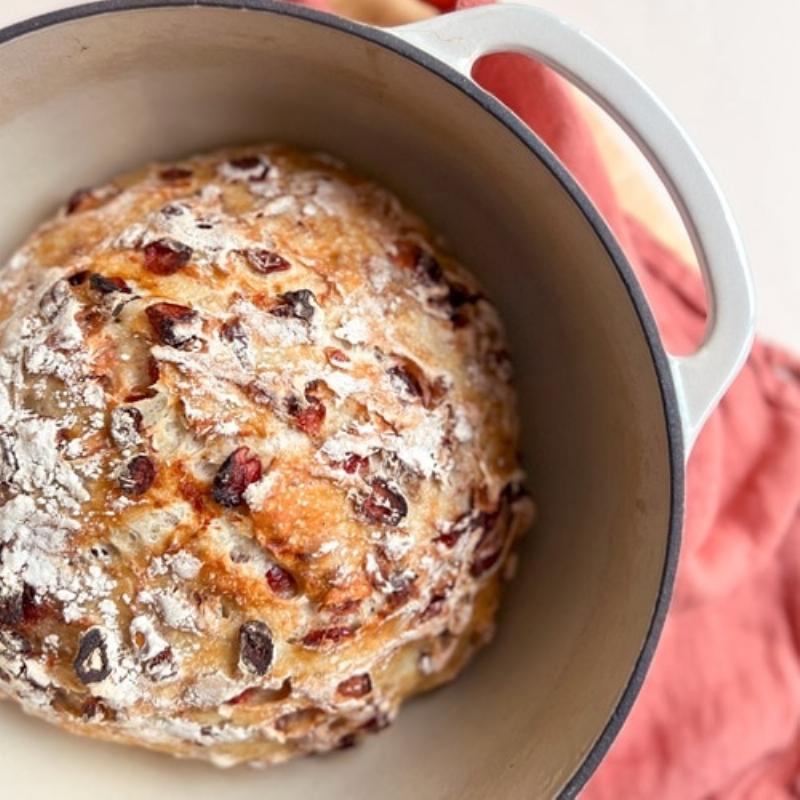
top-left (0, 145), bottom-right (533, 765)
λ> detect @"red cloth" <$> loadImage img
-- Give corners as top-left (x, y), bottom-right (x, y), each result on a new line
top-left (457, 4), bottom-right (800, 797)
top-left (299, 1), bottom-right (800, 795)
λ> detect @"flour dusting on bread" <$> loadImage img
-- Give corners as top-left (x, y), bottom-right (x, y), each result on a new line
top-left (0, 145), bottom-right (533, 766)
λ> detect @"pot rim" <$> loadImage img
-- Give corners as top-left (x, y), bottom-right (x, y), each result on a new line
top-left (0, 1), bottom-right (684, 795)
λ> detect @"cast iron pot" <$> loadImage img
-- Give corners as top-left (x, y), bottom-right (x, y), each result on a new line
top-left (0, 2), bottom-right (755, 798)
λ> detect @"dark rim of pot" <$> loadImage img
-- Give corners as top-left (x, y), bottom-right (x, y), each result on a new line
top-left (0, 1), bottom-right (684, 796)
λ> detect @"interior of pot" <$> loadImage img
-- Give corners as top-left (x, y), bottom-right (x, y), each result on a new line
top-left (0, 5), bottom-right (676, 798)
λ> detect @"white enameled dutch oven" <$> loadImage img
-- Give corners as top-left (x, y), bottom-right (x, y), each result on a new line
top-left (0, 1), bottom-right (755, 798)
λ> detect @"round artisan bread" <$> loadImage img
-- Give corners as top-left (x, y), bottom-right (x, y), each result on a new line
top-left (0, 145), bottom-right (533, 765)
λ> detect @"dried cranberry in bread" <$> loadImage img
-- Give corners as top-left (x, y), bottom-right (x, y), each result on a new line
top-left (0, 145), bottom-right (533, 765)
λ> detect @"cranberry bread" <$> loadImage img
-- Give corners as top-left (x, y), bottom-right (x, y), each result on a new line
top-left (0, 145), bottom-right (533, 766)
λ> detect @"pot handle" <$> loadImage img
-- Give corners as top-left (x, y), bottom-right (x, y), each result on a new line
top-left (391, 4), bottom-right (755, 455)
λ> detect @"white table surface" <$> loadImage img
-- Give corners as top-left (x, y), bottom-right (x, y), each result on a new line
top-left (2, 0), bottom-right (796, 349)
